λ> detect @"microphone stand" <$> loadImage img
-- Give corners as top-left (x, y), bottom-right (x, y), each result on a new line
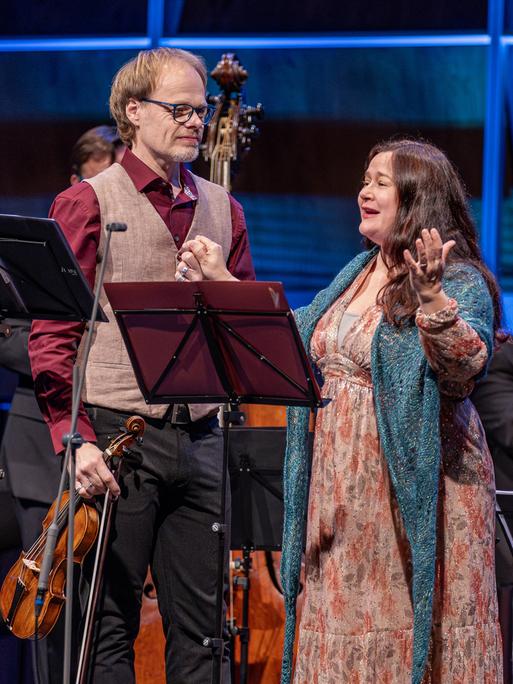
top-left (34, 222), bottom-right (127, 684)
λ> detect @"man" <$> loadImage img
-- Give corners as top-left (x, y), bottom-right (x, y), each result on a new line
top-left (69, 124), bottom-right (125, 184)
top-left (0, 124), bottom-right (122, 684)
top-left (29, 47), bottom-right (254, 683)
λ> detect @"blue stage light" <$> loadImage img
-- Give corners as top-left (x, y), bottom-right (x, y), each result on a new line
top-left (160, 34), bottom-right (492, 49)
top-left (481, 0), bottom-right (506, 275)
top-left (0, 33), bottom-right (494, 53)
top-left (0, 37), bottom-right (151, 52)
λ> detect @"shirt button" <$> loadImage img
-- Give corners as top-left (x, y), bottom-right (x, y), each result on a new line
top-left (174, 235), bottom-right (180, 242)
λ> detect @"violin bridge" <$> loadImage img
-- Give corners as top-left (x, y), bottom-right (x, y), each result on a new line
top-left (22, 558), bottom-right (40, 574)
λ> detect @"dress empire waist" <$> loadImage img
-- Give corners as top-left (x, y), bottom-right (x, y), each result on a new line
top-left (317, 352), bottom-right (372, 388)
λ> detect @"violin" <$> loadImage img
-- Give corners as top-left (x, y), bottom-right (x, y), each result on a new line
top-left (0, 415), bottom-right (145, 641)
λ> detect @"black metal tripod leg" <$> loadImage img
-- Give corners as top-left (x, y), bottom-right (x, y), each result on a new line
top-left (206, 410), bottom-right (233, 684)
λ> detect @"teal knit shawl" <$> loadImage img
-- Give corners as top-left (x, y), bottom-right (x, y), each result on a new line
top-left (280, 248), bottom-right (494, 684)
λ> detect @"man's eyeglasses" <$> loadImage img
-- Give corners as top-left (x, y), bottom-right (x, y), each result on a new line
top-left (142, 98), bottom-right (216, 125)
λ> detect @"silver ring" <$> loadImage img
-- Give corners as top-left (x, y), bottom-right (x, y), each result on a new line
top-left (87, 480), bottom-right (95, 490)
top-left (177, 274), bottom-right (185, 282)
top-left (180, 265), bottom-right (189, 276)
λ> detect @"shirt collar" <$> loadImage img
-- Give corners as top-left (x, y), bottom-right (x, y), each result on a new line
top-left (120, 148), bottom-right (198, 200)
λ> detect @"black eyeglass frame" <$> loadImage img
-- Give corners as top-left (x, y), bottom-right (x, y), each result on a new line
top-left (141, 98), bottom-right (216, 125)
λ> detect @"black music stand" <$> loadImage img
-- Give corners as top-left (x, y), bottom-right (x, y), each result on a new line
top-left (228, 426), bottom-right (285, 684)
top-left (229, 427), bottom-right (286, 552)
top-left (0, 213), bottom-right (112, 684)
top-left (104, 279), bottom-right (323, 684)
top-left (0, 214), bottom-right (107, 330)
top-left (228, 427), bottom-right (314, 684)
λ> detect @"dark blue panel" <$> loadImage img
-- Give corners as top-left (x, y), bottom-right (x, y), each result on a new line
top-left (237, 193), bottom-right (362, 293)
top-left (0, 51), bottom-right (137, 120)
top-left (177, 0), bottom-right (487, 33)
top-left (1, 0), bottom-right (148, 36)
top-left (0, 48), bottom-right (486, 124)
top-left (199, 47), bottom-right (486, 125)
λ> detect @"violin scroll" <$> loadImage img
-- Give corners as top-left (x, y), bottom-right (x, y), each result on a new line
top-left (104, 415), bottom-right (145, 463)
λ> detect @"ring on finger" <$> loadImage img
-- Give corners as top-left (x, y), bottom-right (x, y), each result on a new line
top-left (177, 274), bottom-right (185, 282)
top-left (180, 265), bottom-right (189, 276)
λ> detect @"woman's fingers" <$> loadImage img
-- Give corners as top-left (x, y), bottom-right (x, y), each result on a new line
top-left (416, 238), bottom-right (427, 267)
top-left (429, 228), bottom-right (443, 250)
top-left (179, 250), bottom-right (201, 271)
top-left (406, 229), bottom-right (456, 299)
top-left (426, 229), bottom-right (443, 264)
top-left (404, 248), bottom-right (416, 268)
top-left (441, 239), bottom-right (456, 264)
top-left (177, 239), bottom-right (206, 261)
top-left (417, 229), bottom-right (452, 268)
top-left (193, 235), bottom-right (218, 250)
top-left (421, 228), bottom-right (433, 253)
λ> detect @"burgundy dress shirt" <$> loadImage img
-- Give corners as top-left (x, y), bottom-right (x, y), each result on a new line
top-left (29, 149), bottom-right (255, 452)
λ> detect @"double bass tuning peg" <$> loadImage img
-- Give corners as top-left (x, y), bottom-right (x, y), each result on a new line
top-left (244, 103), bottom-right (264, 119)
top-left (239, 125), bottom-right (258, 137)
top-left (206, 93), bottom-right (221, 106)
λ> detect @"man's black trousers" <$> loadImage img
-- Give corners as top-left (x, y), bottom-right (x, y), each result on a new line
top-left (83, 405), bottom-right (230, 684)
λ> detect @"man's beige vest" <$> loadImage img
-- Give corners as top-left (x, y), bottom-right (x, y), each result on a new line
top-left (77, 162), bottom-right (231, 421)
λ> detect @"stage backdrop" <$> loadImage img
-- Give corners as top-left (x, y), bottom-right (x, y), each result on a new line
top-left (0, 0), bottom-right (512, 317)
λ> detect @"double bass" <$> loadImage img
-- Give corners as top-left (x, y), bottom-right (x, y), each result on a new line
top-left (204, 54), bottom-right (289, 683)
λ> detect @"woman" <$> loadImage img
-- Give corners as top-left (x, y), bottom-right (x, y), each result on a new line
top-left (281, 139), bottom-right (503, 683)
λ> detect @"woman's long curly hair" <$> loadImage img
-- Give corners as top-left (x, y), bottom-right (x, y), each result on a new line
top-left (364, 138), bottom-right (502, 335)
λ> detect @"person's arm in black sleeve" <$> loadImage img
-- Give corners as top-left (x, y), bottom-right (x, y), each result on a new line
top-left (472, 341), bottom-right (513, 454)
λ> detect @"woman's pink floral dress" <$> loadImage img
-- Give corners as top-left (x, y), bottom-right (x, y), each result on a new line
top-left (294, 267), bottom-right (503, 683)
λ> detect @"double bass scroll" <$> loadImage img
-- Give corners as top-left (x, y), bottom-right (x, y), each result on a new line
top-left (202, 53), bottom-right (263, 192)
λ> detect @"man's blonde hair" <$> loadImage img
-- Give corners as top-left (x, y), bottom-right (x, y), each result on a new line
top-left (110, 47), bottom-right (208, 147)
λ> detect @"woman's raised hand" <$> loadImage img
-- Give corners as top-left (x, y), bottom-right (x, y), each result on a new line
top-left (403, 228), bottom-right (455, 305)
